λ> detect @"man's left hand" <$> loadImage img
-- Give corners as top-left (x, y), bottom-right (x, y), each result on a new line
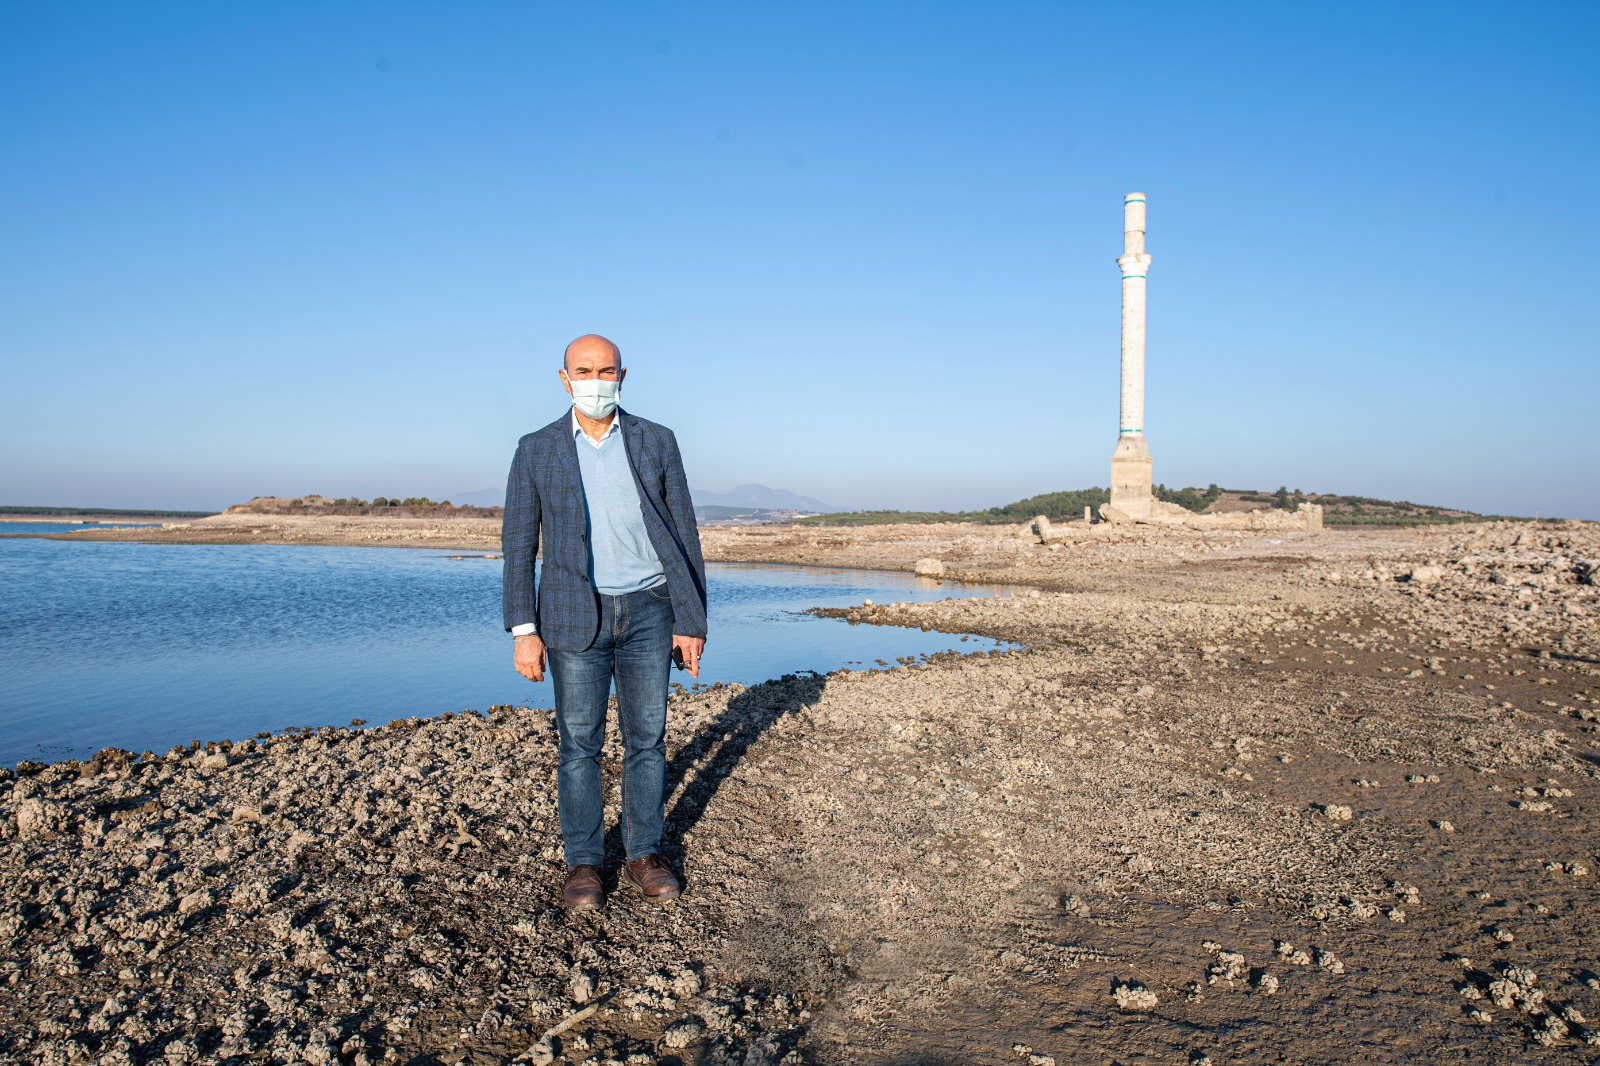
top-left (672, 635), bottom-right (705, 679)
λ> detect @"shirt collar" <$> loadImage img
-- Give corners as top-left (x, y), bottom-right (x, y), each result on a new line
top-left (571, 407), bottom-right (623, 443)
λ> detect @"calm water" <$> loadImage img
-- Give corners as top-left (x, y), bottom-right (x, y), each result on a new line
top-left (0, 535), bottom-right (1012, 767)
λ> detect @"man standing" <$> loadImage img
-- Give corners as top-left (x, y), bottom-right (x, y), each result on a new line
top-left (502, 334), bottom-right (707, 910)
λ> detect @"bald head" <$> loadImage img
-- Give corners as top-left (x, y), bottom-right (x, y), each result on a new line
top-left (559, 334), bottom-right (627, 414)
top-left (563, 334), bottom-right (622, 374)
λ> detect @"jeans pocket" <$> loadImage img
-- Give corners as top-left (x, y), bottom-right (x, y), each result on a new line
top-left (646, 583), bottom-right (672, 602)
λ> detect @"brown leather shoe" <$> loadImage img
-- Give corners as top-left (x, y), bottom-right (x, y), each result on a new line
top-left (561, 864), bottom-right (604, 910)
top-left (623, 854), bottom-right (681, 902)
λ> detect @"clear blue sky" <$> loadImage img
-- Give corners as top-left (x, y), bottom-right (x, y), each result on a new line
top-left (3, 2), bottom-right (1596, 516)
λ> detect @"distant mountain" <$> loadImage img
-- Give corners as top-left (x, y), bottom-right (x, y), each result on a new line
top-left (691, 484), bottom-right (833, 512)
top-left (445, 487), bottom-right (505, 508)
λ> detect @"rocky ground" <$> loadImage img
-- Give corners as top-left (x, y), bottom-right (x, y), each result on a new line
top-left (4, 519), bottom-right (1600, 1064)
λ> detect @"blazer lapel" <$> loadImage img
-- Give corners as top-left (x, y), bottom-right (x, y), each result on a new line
top-left (554, 409), bottom-right (582, 496)
top-left (620, 409), bottom-right (645, 458)
top-left (620, 408), bottom-right (667, 522)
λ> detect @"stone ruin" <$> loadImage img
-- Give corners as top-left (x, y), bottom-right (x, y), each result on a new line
top-left (1097, 192), bottom-right (1322, 534)
top-left (1035, 499), bottom-right (1323, 544)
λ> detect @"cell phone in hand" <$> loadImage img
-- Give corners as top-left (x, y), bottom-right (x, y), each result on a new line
top-left (671, 645), bottom-right (686, 671)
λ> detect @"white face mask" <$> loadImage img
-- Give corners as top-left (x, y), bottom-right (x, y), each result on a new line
top-left (567, 377), bottom-right (620, 420)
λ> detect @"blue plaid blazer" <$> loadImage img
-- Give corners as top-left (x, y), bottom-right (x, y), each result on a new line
top-left (501, 408), bottom-right (708, 651)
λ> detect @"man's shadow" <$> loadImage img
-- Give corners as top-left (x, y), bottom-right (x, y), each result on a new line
top-left (600, 671), bottom-right (830, 874)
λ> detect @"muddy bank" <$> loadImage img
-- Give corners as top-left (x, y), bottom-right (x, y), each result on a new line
top-left (29, 513), bottom-right (504, 551)
top-left (4, 520), bottom-right (1600, 1063)
top-left (0, 516), bottom-right (185, 525)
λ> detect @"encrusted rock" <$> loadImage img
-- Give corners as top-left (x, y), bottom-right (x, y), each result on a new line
top-left (1208, 951), bottom-right (1247, 984)
top-left (15, 797), bottom-right (71, 839)
top-left (567, 969), bottom-right (596, 1005)
top-left (1112, 982), bottom-right (1158, 1012)
top-left (177, 888), bottom-right (214, 916)
top-left (661, 1017), bottom-right (706, 1049)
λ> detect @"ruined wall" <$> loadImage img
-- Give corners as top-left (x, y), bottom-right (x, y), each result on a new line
top-left (1037, 501), bottom-right (1324, 540)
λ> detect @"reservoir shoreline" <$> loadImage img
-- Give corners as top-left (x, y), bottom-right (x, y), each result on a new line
top-left (4, 516), bottom-right (1599, 1062)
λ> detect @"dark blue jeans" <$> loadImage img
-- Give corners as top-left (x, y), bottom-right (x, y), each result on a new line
top-left (547, 583), bottom-right (674, 866)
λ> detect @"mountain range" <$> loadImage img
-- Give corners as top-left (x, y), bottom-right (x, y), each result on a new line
top-left (690, 484), bottom-right (833, 512)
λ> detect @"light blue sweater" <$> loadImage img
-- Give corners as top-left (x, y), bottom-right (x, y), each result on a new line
top-left (573, 418), bottom-right (666, 595)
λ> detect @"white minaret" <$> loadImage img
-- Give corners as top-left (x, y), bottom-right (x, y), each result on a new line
top-left (1109, 191), bottom-right (1153, 520)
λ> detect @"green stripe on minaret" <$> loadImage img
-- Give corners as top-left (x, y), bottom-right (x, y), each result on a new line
top-left (1124, 197), bottom-right (1145, 203)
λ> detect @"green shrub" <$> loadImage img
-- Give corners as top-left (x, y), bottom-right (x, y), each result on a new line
top-left (1154, 483), bottom-right (1210, 513)
top-left (799, 488), bottom-right (1110, 526)
top-left (983, 488), bottom-right (1109, 522)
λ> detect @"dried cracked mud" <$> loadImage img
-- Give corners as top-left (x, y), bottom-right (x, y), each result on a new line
top-left (4, 520), bottom-right (1600, 1065)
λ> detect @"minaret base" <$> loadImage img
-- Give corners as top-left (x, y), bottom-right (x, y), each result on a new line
top-left (1108, 434), bottom-right (1153, 521)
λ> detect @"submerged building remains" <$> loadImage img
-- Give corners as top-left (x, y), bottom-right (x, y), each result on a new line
top-left (1094, 192), bottom-right (1322, 531)
top-left (1108, 192), bottom-right (1155, 520)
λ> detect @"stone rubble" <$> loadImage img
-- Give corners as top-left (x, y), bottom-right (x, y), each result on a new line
top-left (4, 517), bottom-right (1600, 1062)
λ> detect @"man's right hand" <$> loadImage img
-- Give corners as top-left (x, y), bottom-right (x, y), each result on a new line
top-left (513, 635), bottom-right (547, 682)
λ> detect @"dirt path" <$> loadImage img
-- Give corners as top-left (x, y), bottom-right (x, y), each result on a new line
top-left (3, 521), bottom-right (1599, 1064)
